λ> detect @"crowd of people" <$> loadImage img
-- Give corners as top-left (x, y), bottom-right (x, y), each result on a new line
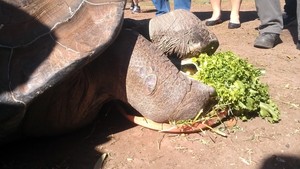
top-left (127, 0), bottom-right (299, 50)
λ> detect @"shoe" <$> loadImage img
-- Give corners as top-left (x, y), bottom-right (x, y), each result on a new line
top-left (228, 22), bottom-right (241, 29)
top-left (283, 14), bottom-right (296, 28)
top-left (297, 41), bottom-right (300, 50)
top-left (205, 18), bottom-right (222, 26)
top-left (132, 5), bottom-right (141, 13)
top-left (254, 33), bottom-right (280, 49)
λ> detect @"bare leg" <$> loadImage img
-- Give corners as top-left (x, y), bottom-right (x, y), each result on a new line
top-left (132, 0), bottom-right (141, 13)
top-left (230, 0), bottom-right (242, 24)
top-left (133, 0), bottom-right (139, 5)
top-left (208, 0), bottom-right (222, 21)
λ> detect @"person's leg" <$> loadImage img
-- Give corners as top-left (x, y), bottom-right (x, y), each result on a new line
top-left (205, 0), bottom-right (223, 26)
top-left (152, 0), bottom-right (170, 15)
top-left (207, 0), bottom-right (222, 20)
top-left (297, 0), bottom-right (300, 49)
top-left (133, 0), bottom-right (138, 5)
top-left (130, 0), bottom-right (134, 10)
top-left (229, 0), bottom-right (242, 24)
top-left (132, 0), bottom-right (141, 13)
top-left (254, 0), bottom-right (283, 48)
top-left (284, 0), bottom-right (297, 17)
top-left (255, 0), bottom-right (282, 35)
top-left (283, 0), bottom-right (297, 27)
top-left (174, 0), bottom-right (191, 11)
top-left (227, 0), bottom-right (242, 28)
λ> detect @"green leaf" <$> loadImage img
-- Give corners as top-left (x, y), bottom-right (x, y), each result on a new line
top-left (188, 51), bottom-right (280, 123)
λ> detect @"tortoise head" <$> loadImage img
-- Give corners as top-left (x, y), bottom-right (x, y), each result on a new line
top-left (149, 9), bottom-right (219, 59)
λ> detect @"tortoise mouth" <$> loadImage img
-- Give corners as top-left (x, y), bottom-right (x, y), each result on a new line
top-left (180, 59), bottom-right (198, 76)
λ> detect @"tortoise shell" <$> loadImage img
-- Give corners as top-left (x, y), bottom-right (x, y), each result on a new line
top-left (0, 0), bottom-right (125, 139)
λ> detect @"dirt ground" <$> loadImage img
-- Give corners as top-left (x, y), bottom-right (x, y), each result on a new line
top-left (1, 0), bottom-right (300, 169)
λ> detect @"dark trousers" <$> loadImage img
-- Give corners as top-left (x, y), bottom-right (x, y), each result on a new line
top-left (284, 0), bottom-right (297, 17)
top-left (297, 0), bottom-right (300, 40)
top-left (284, 0), bottom-right (300, 40)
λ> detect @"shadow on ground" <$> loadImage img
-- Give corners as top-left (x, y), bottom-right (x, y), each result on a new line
top-left (260, 154), bottom-right (300, 169)
top-left (0, 103), bottom-right (136, 169)
top-left (193, 10), bottom-right (258, 24)
top-left (0, 1), bottom-right (55, 94)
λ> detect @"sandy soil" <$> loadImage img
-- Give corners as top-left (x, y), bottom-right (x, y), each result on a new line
top-left (1, 0), bottom-right (299, 169)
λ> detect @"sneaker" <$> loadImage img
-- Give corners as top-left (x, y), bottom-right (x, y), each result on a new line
top-left (132, 5), bottom-right (141, 13)
top-left (283, 13), bottom-right (296, 28)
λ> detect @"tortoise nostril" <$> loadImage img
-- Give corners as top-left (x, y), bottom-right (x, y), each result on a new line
top-left (208, 87), bottom-right (217, 97)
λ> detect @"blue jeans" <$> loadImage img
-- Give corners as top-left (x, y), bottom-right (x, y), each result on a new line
top-left (174, 0), bottom-right (191, 11)
top-left (152, 0), bottom-right (191, 15)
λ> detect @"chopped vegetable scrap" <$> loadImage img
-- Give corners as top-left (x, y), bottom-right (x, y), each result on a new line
top-left (189, 51), bottom-right (280, 123)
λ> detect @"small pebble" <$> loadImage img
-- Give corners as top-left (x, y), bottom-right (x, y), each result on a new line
top-left (285, 144), bottom-right (290, 148)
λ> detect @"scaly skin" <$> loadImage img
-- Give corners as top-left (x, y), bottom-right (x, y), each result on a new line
top-left (0, 1), bottom-right (217, 142)
top-left (21, 30), bottom-right (215, 136)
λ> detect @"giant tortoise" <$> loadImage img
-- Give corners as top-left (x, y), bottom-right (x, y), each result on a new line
top-left (0, 0), bottom-right (219, 144)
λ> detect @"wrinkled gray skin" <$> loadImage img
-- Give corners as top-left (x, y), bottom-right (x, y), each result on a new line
top-left (149, 9), bottom-right (219, 59)
top-left (0, 0), bottom-right (217, 143)
top-left (22, 29), bottom-right (215, 136)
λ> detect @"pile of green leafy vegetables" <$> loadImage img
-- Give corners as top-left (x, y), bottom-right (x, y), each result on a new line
top-left (189, 51), bottom-right (280, 123)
